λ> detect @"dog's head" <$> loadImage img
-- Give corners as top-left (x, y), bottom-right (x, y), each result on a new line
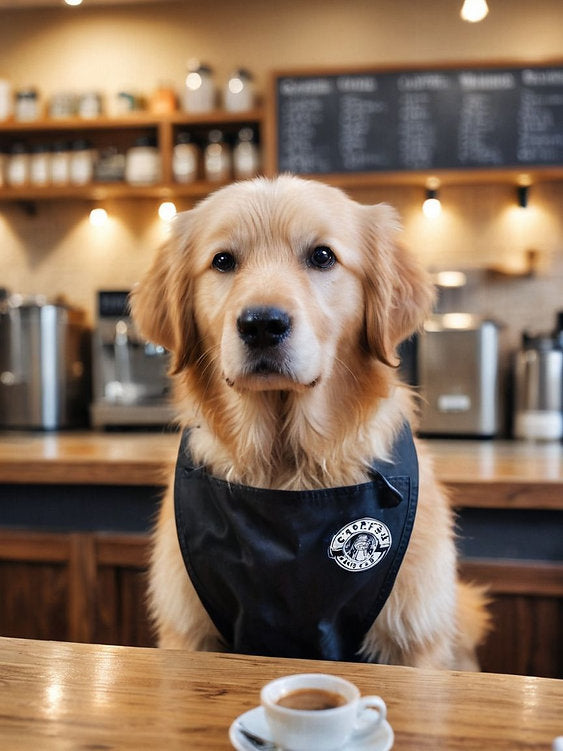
top-left (131, 176), bottom-right (433, 394)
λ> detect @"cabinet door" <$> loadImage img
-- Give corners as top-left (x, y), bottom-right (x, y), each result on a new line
top-left (0, 530), bottom-right (154, 646)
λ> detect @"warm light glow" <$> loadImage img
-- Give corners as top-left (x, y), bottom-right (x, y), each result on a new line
top-left (185, 72), bottom-right (202, 91)
top-left (434, 271), bottom-right (467, 288)
top-left (228, 77), bottom-right (244, 95)
top-left (89, 208), bottom-right (108, 227)
top-left (158, 201), bottom-right (177, 221)
top-left (461, 0), bottom-right (489, 22)
top-left (422, 197), bottom-right (442, 219)
top-left (64, 0), bottom-right (83, 5)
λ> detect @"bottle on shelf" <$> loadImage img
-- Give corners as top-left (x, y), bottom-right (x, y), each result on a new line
top-left (69, 140), bottom-right (95, 186)
top-left (224, 69), bottom-right (255, 112)
top-left (30, 144), bottom-right (51, 187)
top-left (50, 141), bottom-right (71, 186)
top-left (7, 142), bottom-right (30, 187)
top-left (204, 129), bottom-right (232, 182)
top-left (172, 132), bottom-right (199, 183)
top-left (15, 88), bottom-right (40, 122)
top-left (125, 135), bottom-right (162, 186)
top-left (233, 126), bottom-right (260, 179)
top-left (183, 60), bottom-right (215, 113)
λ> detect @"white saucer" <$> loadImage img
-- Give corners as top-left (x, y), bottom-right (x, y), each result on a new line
top-left (229, 705), bottom-right (394, 750)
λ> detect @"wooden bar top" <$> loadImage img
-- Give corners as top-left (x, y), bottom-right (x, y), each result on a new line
top-left (0, 430), bottom-right (561, 509)
top-left (1, 636), bottom-right (561, 750)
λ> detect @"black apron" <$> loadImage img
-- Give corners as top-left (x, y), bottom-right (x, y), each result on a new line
top-left (174, 423), bottom-right (418, 662)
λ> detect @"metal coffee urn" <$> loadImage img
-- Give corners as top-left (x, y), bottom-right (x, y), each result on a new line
top-left (513, 322), bottom-right (563, 441)
top-left (417, 314), bottom-right (500, 437)
top-left (0, 294), bottom-right (90, 429)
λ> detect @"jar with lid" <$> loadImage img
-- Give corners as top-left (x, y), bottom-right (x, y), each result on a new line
top-left (69, 139), bottom-right (95, 185)
top-left (30, 144), bottom-right (51, 186)
top-left (224, 69), bottom-right (255, 112)
top-left (233, 127), bottom-right (260, 179)
top-left (150, 84), bottom-right (177, 114)
top-left (15, 88), bottom-right (40, 121)
top-left (7, 142), bottom-right (29, 186)
top-left (49, 92), bottom-right (77, 119)
top-left (172, 132), bottom-right (199, 183)
top-left (204, 129), bottom-right (232, 182)
top-left (78, 91), bottom-right (103, 119)
top-left (125, 135), bottom-right (161, 185)
top-left (183, 61), bottom-right (215, 113)
top-left (50, 141), bottom-right (71, 185)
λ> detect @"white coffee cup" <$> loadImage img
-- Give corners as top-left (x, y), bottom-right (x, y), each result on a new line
top-left (260, 673), bottom-right (386, 751)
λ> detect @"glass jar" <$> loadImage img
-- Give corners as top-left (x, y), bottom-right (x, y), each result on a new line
top-left (224, 69), bottom-right (255, 112)
top-left (7, 143), bottom-right (29, 186)
top-left (204, 129), bottom-right (232, 182)
top-left (15, 88), bottom-right (40, 121)
top-left (30, 144), bottom-right (51, 186)
top-left (125, 135), bottom-right (161, 185)
top-left (233, 127), bottom-right (260, 179)
top-left (50, 141), bottom-right (71, 185)
top-left (0, 79), bottom-right (13, 121)
top-left (69, 139), bottom-right (95, 185)
top-left (150, 84), bottom-right (177, 114)
top-left (49, 92), bottom-right (77, 119)
top-left (183, 61), bottom-right (215, 113)
top-left (78, 92), bottom-right (103, 119)
top-left (173, 132), bottom-right (199, 183)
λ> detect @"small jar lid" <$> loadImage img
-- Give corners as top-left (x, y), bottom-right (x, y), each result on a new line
top-left (208, 129), bottom-right (224, 143)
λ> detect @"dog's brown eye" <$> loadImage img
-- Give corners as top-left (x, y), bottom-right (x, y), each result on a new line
top-left (212, 252), bottom-right (236, 272)
top-left (309, 246), bottom-right (336, 269)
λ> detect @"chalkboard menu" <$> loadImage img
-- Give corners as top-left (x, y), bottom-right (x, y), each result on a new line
top-left (275, 65), bottom-right (563, 174)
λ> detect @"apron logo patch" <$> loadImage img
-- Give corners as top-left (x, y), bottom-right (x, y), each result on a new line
top-left (328, 517), bottom-right (392, 572)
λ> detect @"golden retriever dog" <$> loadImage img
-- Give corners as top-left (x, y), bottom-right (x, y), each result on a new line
top-left (131, 175), bottom-right (488, 669)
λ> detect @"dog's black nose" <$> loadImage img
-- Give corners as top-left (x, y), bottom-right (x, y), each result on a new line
top-left (237, 306), bottom-right (291, 349)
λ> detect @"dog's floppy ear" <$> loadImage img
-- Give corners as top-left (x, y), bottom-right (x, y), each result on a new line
top-left (360, 204), bottom-right (435, 367)
top-left (130, 212), bottom-right (200, 374)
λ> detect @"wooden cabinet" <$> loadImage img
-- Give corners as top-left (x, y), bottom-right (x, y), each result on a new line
top-left (0, 529), bottom-right (154, 647)
top-left (0, 109), bottom-right (265, 202)
top-left (0, 527), bottom-right (561, 677)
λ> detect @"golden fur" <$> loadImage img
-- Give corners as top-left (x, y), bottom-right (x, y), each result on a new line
top-left (131, 175), bottom-right (489, 668)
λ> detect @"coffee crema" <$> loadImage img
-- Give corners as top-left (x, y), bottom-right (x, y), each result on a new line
top-left (276, 688), bottom-right (347, 711)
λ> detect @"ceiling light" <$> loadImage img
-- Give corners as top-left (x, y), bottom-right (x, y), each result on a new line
top-left (89, 208), bottom-right (108, 227)
top-left (422, 188), bottom-right (442, 219)
top-left (64, 0), bottom-right (84, 6)
top-left (158, 201), bottom-right (177, 221)
top-left (461, 0), bottom-right (489, 23)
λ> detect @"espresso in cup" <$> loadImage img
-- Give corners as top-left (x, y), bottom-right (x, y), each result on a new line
top-left (276, 688), bottom-right (347, 711)
top-left (261, 673), bottom-right (387, 751)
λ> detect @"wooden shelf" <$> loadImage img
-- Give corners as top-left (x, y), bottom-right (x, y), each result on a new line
top-left (0, 179), bottom-right (235, 202)
top-left (0, 108), bottom-right (265, 202)
top-left (0, 108), bottom-right (265, 133)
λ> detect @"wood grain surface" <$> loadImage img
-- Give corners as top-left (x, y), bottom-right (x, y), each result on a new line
top-left (0, 637), bottom-right (561, 750)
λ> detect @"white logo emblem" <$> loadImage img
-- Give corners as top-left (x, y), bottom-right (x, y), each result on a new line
top-left (328, 517), bottom-right (392, 572)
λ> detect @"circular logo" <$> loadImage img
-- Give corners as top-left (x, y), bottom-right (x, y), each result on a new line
top-left (328, 517), bottom-right (392, 572)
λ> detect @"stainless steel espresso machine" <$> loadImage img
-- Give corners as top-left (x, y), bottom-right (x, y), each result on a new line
top-left (90, 290), bottom-right (175, 428)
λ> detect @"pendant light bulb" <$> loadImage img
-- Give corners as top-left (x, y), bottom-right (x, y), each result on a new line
top-left (461, 0), bottom-right (489, 22)
top-left (422, 188), bottom-right (442, 219)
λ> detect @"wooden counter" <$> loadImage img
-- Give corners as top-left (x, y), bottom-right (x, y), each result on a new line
top-left (0, 430), bottom-right (561, 508)
top-left (1, 636), bottom-right (562, 750)
top-left (0, 431), bottom-right (561, 677)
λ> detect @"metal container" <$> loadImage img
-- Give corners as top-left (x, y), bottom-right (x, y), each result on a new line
top-left (514, 333), bottom-right (563, 441)
top-left (417, 314), bottom-right (500, 437)
top-left (90, 290), bottom-right (174, 428)
top-left (0, 297), bottom-right (90, 429)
